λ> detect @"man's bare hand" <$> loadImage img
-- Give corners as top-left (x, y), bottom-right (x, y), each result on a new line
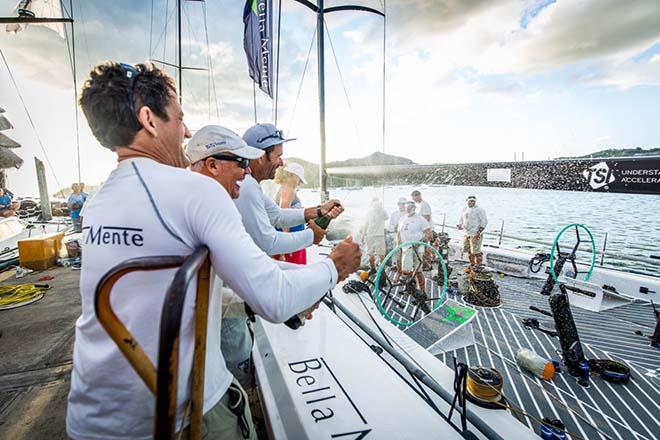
top-left (304, 302), bottom-right (320, 320)
top-left (321, 199), bottom-right (344, 219)
top-left (308, 220), bottom-right (326, 244)
top-left (330, 236), bottom-right (361, 282)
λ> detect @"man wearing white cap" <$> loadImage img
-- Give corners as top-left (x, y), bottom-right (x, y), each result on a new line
top-left (188, 125), bottom-right (264, 199)
top-left (187, 124), bottom-right (270, 389)
top-left (238, 123), bottom-right (343, 256)
top-left (458, 195), bottom-right (488, 270)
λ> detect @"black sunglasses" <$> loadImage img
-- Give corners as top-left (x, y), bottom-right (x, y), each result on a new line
top-left (210, 154), bottom-right (250, 169)
top-left (256, 129), bottom-right (284, 144)
top-left (119, 63), bottom-right (142, 127)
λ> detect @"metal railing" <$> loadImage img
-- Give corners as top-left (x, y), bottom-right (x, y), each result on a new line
top-left (94, 247), bottom-right (211, 440)
top-left (434, 214), bottom-right (660, 270)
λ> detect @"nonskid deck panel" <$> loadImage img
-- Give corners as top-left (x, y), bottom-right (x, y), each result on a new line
top-left (382, 270), bottom-right (660, 440)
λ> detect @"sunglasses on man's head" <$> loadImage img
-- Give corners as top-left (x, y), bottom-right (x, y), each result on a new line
top-left (210, 154), bottom-right (250, 169)
top-left (257, 129), bottom-right (284, 144)
top-left (119, 63), bottom-right (142, 123)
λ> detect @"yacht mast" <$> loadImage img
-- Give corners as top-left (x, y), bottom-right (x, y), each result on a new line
top-left (316, 0), bottom-right (328, 200)
top-left (178, 0), bottom-right (183, 103)
top-left (291, 0), bottom-right (384, 201)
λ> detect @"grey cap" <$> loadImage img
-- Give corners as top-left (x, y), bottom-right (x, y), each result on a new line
top-left (397, 197), bottom-right (407, 205)
top-left (467, 195), bottom-right (477, 200)
top-left (242, 123), bottom-right (296, 149)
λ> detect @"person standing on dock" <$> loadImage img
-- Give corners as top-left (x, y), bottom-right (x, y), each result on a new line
top-left (67, 183), bottom-right (85, 232)
top-left (412, 189), bottom-right (432, 223)
top-left (458, 195), bottom-right (488, 270)
top-left (68, 62), bottom-right (361, 440)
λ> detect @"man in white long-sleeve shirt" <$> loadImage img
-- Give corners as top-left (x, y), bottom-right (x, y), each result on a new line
top-left (67, 62), bottom-right (361, 440)
top-left (457, 195), bottom-right (488, 270)
top-left (237, 123), bottom-right (343, 257)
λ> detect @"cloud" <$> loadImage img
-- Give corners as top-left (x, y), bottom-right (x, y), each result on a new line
top-left (588, 54), bottom-right (660, 89)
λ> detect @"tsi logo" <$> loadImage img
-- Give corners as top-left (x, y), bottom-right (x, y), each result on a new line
top-left (582, 161), bottom-right (615, 190)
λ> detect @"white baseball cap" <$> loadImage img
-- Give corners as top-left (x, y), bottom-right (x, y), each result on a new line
top-left (284, 162), bottom-right (307, 184)
top-left (397, 197), bottom-right (407, 205)
top-left (186, 125), bottom-right (264, 163)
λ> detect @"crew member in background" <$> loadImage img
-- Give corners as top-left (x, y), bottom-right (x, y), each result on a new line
top-left (67, 62), bottom-right (361, 440)
top-left (398, 202), bottom-right (432, 292)
top-left (458, 195), bottom-right (488, 271)
top-left (388, 197), bottom-right (407, 232)
top-left (273, 162), bottom-right (308, 264)
top-left (79, 182), bottom-right (88, 204)
top-left (362, 197), bottom-right (389, 273)
top-left (412, 190), bottom-right (432, 223)
top-left (67, 183), bottom-right (85, 232)
top-left (238, 123), bottom-right (343, 257)
top-left (0, 188), bottom-right (19, 217)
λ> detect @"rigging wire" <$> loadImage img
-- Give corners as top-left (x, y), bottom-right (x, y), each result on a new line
top-left (163, 0), bottom-right (170, 70)
top-left (323, 19), bottom-right (362, 149)
top-left (331, 301), bottom-right (469, 433)
top-left (74, 0), bottom-right (93, 68)
top-left (381, 0), bottom-right (386, 155)
top-left (201, 1), bottom-right (221, 121)
top-left (274, 0), bottom-right (282, 125)
top-left (61, 2), bottom-right (81, 183)
top-left (68, 0), bottom-right (81, 184)
top-left (353, 290), bottom-right (446, 417)
top-left (149, 0), bottom-right (155, 58)
top-left (150, 3), bottom-right (177, 66)
top-left (0, 49), bottom-right (64, 195)
top-left (252, 82), bottom-right (257, 124)
top-left (287, 25), bottom-right (317, 133)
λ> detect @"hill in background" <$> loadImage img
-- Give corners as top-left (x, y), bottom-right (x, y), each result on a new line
top-left (557, 147), bottom-right (660, 159)
top-left (285, 151), bottom-right (416, 187)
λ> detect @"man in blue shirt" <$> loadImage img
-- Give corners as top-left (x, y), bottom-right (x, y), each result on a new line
top-left (67, 183), bottom-right (85, 232)
top-left (0, 188), bottom-right (18, 217)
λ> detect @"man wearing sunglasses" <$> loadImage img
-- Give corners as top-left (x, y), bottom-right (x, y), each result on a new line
top-left (236, 123), bottom-right (344, 257)
top-left (67, 62), bottom-right (361, 440)
top-left (187, 125), bottom-right (261, 200)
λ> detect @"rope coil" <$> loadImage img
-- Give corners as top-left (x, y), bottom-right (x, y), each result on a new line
top-left (466, 367), bottom-right (505, 404)
top-left (0, 283), bottom-right (50, 310)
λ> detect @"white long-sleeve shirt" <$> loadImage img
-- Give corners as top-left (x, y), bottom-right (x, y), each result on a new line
top-left (459, 205), bottom-right (488, 235)
top-left (234, 175), bottom-right (313, 255)
top-left (67, 158), bottom-right (337, 440)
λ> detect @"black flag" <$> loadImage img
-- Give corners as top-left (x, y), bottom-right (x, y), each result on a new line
top-left (243, 0), bottom-right (273, 98)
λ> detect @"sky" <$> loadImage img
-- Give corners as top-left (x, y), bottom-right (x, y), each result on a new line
top-left (0, 0), bottom-right (659, 196)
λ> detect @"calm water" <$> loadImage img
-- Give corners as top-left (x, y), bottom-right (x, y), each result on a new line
top-left (297, 185), bottom-right (660, 276)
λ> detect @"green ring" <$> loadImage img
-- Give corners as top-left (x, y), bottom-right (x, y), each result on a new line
top-left (374, 241), bottom-right (448, 327)
top-left (549, 223), bottom-right (596, 283)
